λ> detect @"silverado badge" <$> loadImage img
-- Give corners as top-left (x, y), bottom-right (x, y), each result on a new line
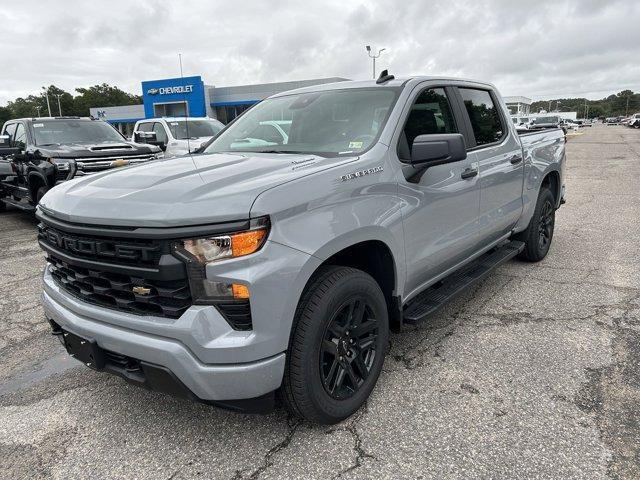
top-left (132, 286), bottom-right (151, 296)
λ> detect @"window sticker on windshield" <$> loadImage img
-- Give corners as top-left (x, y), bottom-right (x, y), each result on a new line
top-left (33, 123), bottom-right (44, 127)
top-left (348, 141), bottom-right (363, 149)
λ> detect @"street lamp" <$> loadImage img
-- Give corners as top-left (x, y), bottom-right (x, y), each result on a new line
top-left (54, 94), bottom-right (63, 116)
top-left (42, 86), bottom-right (52, 117)
top-left (365, 45), bottom-right (386, 79)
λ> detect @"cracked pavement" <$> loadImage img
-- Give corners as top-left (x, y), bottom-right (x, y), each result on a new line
top-left (0, 125), bottom-right (638, 479)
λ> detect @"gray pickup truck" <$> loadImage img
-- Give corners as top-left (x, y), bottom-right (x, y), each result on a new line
top-left (37, 73), bottom-right (565, 424)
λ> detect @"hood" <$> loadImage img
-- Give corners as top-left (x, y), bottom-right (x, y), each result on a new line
top-left (40, 152), bottom-right (357, 227)
top-left (35, 141), bottom-right (158, 159)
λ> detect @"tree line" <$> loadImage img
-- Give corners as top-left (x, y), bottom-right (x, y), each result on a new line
top-left (0, 84), bottom-right (141, 126)
top-left (530, 90), bottom-right (640, 119)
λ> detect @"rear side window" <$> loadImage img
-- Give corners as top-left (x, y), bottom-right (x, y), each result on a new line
top-left (152, 123), bottom-right (168, 143)
top-left (459, 88), bottom-right (504, 146)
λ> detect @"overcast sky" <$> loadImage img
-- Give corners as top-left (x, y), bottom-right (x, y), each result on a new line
top-left (1, 0), bottom-right (639, 105)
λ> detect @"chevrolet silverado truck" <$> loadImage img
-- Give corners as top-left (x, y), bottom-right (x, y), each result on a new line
top-left (38, 73), bottom-right (566, 424)
top-left (0, 117), bottom-right (163, 212)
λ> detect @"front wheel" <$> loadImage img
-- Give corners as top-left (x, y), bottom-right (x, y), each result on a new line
top-left (515, 187), bottom-right (556, 262)
top-left (281, 266), bottom-right (389, 424)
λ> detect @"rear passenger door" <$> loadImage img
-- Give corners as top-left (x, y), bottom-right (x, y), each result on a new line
top-left (456, 87), bottom-right (524, 246)
top-left (396, 86), bottom-right (481, 297)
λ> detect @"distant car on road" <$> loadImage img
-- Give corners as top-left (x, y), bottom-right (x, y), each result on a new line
top-left (132, 117), bottom-right (225, 157)
top-left (626, 113), bottom-right (640, 128)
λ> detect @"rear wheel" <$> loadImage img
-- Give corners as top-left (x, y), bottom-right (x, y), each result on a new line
top-left (515, 187), bottom-right (556, 262)
top-left (281, 266), bottom-right (388, 424)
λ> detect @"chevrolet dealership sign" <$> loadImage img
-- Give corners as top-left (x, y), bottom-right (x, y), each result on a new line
top-left (147, 85), bottom-right (194, 95)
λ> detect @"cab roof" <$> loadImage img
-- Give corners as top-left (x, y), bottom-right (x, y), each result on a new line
top-left (270, 76), bottom-right (497, 98)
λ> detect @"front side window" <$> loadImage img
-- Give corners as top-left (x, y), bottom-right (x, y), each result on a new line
top-left (204, 88), bottom-right (400, 157)
top-left (399, 87), bottom-right (457, 159)
top-left (2, 123), bottom-right (17, 141)
top-left (32, 120), bottom-right (124, 145)
top-left (459, 88), bottom-right (504, 146)
top-left (13, 123), bottom-right (26, 149)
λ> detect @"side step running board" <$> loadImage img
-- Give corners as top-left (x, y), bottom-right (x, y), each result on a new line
top-left (403, 240), bottom-right (524, 324)
top-left (0, 197), bottom-right (36, 212)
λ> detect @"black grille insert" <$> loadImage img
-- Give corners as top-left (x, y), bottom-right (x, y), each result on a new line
top-left (38, 224), bottom-right (162, 266)
top-left (48, 255), bottom-right (191, 318)
top-left (215, 300), bottom-right (252, 331)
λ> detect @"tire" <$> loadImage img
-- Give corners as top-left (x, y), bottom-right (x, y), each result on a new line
top-left (281, 266), bottom-right (389, 424)
top-left (515, 187), bottom-right (556, 262)
top-left (35, 186), bottom-right (47, 204)
top-left (0, 198), bottom-right (5, 213)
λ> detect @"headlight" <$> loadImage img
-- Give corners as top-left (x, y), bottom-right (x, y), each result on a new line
top-left (174, 217), bottom-right (269, 307)
top-left (182, 217), bottom-right (269, 264)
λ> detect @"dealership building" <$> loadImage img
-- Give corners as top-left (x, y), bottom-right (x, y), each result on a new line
top-left (90, 75), bottom-right (348, 135)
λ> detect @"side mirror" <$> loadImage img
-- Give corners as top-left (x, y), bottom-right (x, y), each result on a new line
top-left (0, 134), bottom-right (10, 148)
top-left (134, 131), bottom-right (166, 151)
top-left (134, 131), bottom-right (157, 144)
top-left (410, 133), bottom-right (467, 166)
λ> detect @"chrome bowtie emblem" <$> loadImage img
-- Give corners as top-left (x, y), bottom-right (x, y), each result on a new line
top-left (132, 286), bottom-right (151, 296)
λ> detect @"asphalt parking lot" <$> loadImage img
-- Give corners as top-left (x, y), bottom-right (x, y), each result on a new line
top-left (0, 125), bottom-right (638, 479)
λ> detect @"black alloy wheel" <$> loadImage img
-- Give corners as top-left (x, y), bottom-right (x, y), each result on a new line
top-left (516, 186), bottom-right (556, 262)
top-left (281, 266), bottom-right (389, 424)
top-left (320, 297), bottom-right (379, 400)
top-left (538, 199), bottom-right (555, 252)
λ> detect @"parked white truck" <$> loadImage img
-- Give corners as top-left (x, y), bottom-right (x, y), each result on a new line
top-left (132, 117), bottom-right (224, 157)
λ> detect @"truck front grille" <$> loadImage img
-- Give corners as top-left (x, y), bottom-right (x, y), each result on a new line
top-left (75, 154), bottom-right (156, 175)
top-left (48, 255), bottom-right (191, 318)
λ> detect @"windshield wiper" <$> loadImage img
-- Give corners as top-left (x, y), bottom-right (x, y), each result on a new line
top-left (252, 150), bottom-right (307, 154)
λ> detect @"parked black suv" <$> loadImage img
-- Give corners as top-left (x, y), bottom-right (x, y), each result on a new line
top-left (0, 117), bottom-right (163, 212)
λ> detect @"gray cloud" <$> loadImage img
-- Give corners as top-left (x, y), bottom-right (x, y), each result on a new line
top-left (1, 0), bottom-right (639, 104)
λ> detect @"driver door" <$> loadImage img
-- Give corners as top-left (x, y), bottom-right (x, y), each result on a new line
top-left (395, 86), bottom-right (481, 298)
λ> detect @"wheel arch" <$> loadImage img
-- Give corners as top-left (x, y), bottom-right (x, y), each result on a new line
top-left (301, 235), bottom-right (402, 330)
top-left (541, 169), bottom-right (561, 208)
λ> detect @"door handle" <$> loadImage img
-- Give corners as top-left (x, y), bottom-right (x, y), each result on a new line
top-left (510, 155), bottom-right (523, 165)
top-left (461, 167), bottom-right (478, 179)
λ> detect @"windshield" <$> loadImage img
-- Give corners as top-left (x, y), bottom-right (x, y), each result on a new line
top-left (167, 120), bottom-right (223, 140)
top-left (203, 88), bottom-right (400, 156)
top-left (32, 120), bottom-right (124, 145)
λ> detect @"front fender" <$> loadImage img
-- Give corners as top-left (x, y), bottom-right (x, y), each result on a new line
top-left (251, 152), bottom-right (407, 297)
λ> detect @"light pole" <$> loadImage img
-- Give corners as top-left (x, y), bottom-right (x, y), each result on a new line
top-left (54, 94), bottom-right (63, 116)
top-left (365, 45), bottom-right (385, 79)
top-left (35, 106), bottom-right (42, 117)
top-left (42, 86), bottom-right (52, 117)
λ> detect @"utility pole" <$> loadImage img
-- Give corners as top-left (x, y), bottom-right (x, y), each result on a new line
top-left (365, 46), bottom-right (385, 79)
top-left (626, 95), bottom-right (630, 116)
top-left (54, 94), bottom-right (63, 116)
top-left (42, 87), bottom-right (52, 117)
top-left (35, 106), bottom-right (42, 117)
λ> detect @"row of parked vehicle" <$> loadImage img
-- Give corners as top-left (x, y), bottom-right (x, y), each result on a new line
top-left (511, 115), bottom-right (594, 133)
top-left (2, 74), bottom-right (566, 424)
top-left (606, 113), bottom-right (640, 127)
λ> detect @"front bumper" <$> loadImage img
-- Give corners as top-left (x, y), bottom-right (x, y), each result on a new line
top-left (43, 280), bottom-right (285, 402)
